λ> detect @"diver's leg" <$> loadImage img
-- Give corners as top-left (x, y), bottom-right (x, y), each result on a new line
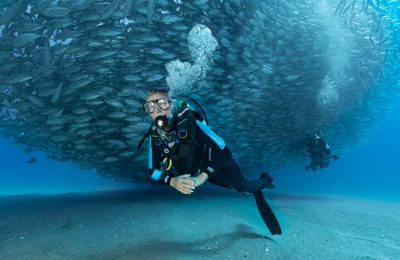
top-left (220, 158), bottom-right (273, 193)
top-left (325, 159), bottom-right (330, 167)
top-left (310, 159), bottom-right (318, 171)
top-left (207, 174), bottom-right (232, 189)
top-left (305, 161), bottom-right (312, 171)
top-left (208, 157), bottom-right (281, 235)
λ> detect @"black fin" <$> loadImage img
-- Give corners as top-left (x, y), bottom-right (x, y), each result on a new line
top-left (253, 191), bottom-right (282, 235)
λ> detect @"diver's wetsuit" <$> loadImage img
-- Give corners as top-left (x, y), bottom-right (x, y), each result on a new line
top-left (148, 109), bottom-right (267, 193)
top-left (305, 138), bottom-right (331, 171)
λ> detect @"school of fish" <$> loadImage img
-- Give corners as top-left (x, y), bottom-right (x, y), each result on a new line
top-left (0, 0), bottom-right (399, 181)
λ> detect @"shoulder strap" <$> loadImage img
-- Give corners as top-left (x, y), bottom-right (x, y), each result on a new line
top-left (137, 122), bottom-right (154, 151)
top-left (195, 120), bottom-right (225, 149)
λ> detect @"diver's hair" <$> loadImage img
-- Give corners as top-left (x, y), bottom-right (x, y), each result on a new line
top-left (146, 88), bottom-right (169, 99)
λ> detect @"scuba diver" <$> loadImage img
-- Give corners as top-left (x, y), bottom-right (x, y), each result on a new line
top-left (304, 132), bottom-right (339, 172)
top-left (26, 157), bottom-right (37, 164)
top-left (138, 89), bottom-right (282, 235)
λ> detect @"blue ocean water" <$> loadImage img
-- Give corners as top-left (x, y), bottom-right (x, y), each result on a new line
top-left (1, 101), bottom-right (399, 199)
top-left (274, 100), bottom-right (400, 200)
top-left (0, 139), bottom-right (133, 196)
top-left (1, 2), bottom-right (400, 259)
top-left (0, 0), bottom-right (399, 201)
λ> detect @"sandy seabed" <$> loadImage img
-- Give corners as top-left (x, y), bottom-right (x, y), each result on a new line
top-left (0, 185), bottom-right (399, 260)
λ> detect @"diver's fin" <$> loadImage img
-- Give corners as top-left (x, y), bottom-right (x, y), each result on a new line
top-left (253, 191), bottom-right (282, 235)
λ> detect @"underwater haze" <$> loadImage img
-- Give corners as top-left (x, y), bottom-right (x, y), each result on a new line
top-left (0, 0), bottom-right (399, 180)
top-left (1, 0), bottom-right (400, 259)
top-left (1, 101), bottom-right (400, 197)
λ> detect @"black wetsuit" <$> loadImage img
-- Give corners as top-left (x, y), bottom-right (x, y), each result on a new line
top-left (305, 138), bottom-right (331, 171)
top-left (148, 109), bottom-right (267, 193)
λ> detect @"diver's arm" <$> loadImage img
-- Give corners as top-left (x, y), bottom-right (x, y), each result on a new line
top-left (325, 148), bottom-right (331, 157)
top-left (190, 172), bottom-right (209, 187)
top-left (322, 141), bottom-right (331, 156)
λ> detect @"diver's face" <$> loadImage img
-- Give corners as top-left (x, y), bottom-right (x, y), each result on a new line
top-left (145, 92), bottom-right (171, 121)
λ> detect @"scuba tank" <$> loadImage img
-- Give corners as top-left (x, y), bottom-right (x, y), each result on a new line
top-left (137, 96), bottom-right (208, 150)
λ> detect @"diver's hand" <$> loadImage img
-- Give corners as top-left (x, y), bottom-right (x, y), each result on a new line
top-left (170, 174), bottom-right (195, 195)
top-left (190, 172), bottom-right (209, 187)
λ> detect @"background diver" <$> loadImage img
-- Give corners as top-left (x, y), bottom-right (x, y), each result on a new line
top-left (304, 132), bottom-right (339, 172)
top-left (138, 89), bottom-right (282, 235)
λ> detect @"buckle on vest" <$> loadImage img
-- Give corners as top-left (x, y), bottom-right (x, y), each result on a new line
top-left (178, 130), bottom-right (188, 139)
top-left (154, 138), bottom-right (162, 146)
